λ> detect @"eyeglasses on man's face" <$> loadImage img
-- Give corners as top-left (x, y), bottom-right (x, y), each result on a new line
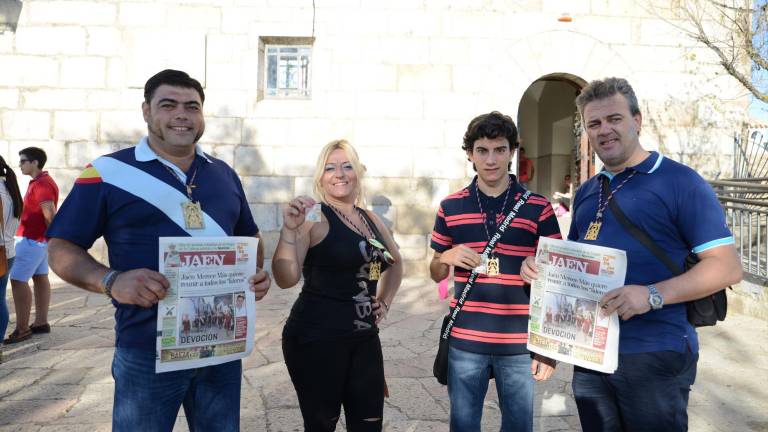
top-left (18, 159), bottom-right (30, 166)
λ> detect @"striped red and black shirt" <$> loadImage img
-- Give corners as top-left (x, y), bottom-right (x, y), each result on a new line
top-left (431, 176), bottom-right (562, 355)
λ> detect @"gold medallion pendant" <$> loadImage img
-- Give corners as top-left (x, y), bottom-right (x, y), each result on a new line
top-left (369, 261), bottom-right (381, 281)
top-left (584, 221), bottom-right (601, 241)
top-left (487, 256), bottom-right (500, 277)
top-left (182, 201), bottom-right (205, 230)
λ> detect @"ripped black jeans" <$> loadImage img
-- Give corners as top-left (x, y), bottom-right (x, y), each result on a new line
top-left (283, 333), bottom-right (385, 432)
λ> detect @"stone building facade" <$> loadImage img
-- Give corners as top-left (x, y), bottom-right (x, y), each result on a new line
top-left (0, 0), bottom-right (749, 275)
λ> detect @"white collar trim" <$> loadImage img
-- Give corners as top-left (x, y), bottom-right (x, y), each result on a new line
top-left (134, 137), bottom-right (211, 182)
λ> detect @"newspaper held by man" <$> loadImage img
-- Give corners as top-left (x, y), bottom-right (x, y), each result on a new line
top-left (527, 237), bottom-right (625, 373)
top-left (156, 237), bottom-right (258, 373)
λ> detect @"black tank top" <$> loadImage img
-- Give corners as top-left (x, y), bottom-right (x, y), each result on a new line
top-left (283, 204), bottom-right (391, 342)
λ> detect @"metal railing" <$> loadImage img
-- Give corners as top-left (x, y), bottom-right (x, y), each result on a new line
top-left (708, 128), bottom-right (768, 283)
top-left (712, 193), bottom-right (768, 283)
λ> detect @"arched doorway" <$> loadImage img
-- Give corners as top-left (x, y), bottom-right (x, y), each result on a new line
top-left (517, 73), bottom-right (596, 201)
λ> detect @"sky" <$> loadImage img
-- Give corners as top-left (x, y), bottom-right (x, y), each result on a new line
top-left (749, 0), bottom-right (768, 123)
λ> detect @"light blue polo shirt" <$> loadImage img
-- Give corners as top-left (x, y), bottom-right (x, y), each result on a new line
top-left (569, 151), bottom-right (733, 354)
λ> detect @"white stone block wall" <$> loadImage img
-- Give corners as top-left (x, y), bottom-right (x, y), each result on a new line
top-left (0, 89), bottom-right (18, 109)
top-left (15, 26), bottom-right (87, 55)
top-left (53, 112), bottom-right (98, 141)
top-left (0, 0), bottom-right (749, 274)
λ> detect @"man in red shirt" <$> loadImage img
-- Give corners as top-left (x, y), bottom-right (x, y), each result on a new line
top-left (518, 147), bottom-right (535, 189)
top-left (4, 147), bottom-right (59, 343)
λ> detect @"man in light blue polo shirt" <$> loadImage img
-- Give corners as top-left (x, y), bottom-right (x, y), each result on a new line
top-left (521, 77), bottom-right (742, 431)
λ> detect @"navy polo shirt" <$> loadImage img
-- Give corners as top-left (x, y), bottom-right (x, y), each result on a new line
top-left (431, 176), bottom-right (562, 355)
top-left (569, 152), bottom-right (733, 354)
top-left (47, 139), bottom-right (258, 351)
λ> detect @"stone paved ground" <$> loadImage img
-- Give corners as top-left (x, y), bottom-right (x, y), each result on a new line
top-left (1, 278), bottom-right (767, 431)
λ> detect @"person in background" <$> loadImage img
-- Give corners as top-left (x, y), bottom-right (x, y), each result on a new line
top-left (518, 146), bottom-right (535, 189)
top-left (0, 156), bottom-right (22, 360)
top-left (5, 147), bottom-right (58, 344)
top-left (553, 174), bottom-right (572, 216)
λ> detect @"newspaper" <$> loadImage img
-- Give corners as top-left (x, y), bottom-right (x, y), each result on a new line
top-left (155, 236), bottom-right (258, 373)
top-left (527, 237), bottom-right (625, 373)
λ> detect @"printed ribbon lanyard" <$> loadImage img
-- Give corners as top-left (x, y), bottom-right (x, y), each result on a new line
top-left (475, 178), bottom-right (512, 276)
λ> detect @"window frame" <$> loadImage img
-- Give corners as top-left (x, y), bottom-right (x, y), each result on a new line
top-left (258, 36), bottom-right (315, 100)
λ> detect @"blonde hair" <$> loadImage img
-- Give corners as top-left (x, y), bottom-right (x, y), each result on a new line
top-left (313, 139), bottom-right (367, 207)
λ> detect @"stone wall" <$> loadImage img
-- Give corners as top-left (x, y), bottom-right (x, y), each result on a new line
top-left (0, 0), bottom-right (749, 274)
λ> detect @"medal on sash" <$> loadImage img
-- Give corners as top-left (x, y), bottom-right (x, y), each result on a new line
top-left (487, 256), bottom-right (500, 276)
top-left (162, 162), bottom-right (205, 230)
top-left (182, 201), bottom-right (205, 229)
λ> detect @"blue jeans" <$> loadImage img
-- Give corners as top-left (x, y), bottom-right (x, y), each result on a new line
top-left (0, 257), bottom-right (15, 341)
top-left (572, 349), bottom-right (698, 432)
top-left (111, 348), bottom-right (242, 432)
top-left (447, 346), bottom-right (534, 432)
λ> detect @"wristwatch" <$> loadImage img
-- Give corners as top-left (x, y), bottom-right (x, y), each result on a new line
top-left (647, 284), bottom-right (663, 310)
top-left (101, 270), bottom-right (122, 299)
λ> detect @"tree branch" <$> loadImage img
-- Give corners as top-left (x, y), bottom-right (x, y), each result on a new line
top-left (654, 0), bottom-right (768, 102)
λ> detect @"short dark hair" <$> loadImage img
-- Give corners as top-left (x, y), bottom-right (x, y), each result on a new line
top-left (575, 77), bottom-right (640, 118)
top-left (19, 147), bottom-right (47, 169)
top-left (144, 69), bottom-right (205, 105)
top-left (462, 111), bottom-right (519, 153)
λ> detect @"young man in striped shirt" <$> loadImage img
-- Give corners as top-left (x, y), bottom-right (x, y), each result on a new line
top-left (430, 111), bottom-right (561, 431)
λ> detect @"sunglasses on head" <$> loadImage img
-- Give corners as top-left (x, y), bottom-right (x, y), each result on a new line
top-left (368, 238), bottom-right (395, 265)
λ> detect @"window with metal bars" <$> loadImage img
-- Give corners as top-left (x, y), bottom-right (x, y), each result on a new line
top-left (264, 45), bottom-right (312, 98)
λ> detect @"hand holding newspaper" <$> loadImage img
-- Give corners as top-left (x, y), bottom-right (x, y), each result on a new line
top-left (156, 237), bottom-right (258, 373)
top-left (527, 237), bottom-right (625, 373)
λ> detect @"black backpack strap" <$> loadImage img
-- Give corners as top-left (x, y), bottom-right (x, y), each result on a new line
top-left (601, 175), bottom-right (684, 277)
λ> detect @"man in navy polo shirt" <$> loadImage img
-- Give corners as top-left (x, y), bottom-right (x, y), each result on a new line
top-left (521, 77), bottom-right (742, 431)
top-left (47, 69), bottom-right (271, 431)
top-left (430, 111), bottom-right (561, 431)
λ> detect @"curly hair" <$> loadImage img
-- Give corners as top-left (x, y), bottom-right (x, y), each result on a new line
top-left (462, 111), bottom-right (519, 153)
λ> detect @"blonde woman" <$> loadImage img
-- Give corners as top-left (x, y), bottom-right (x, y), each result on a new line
top-left (273, 139), bottom-right (403, 431)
